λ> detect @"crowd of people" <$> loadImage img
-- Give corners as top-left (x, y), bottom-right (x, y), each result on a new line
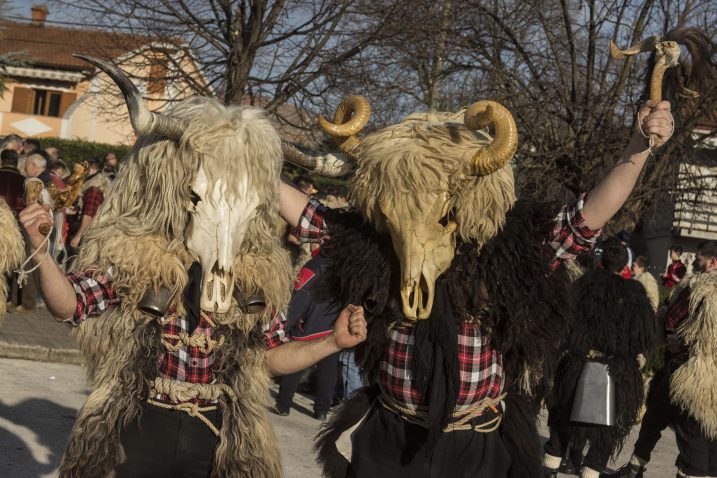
top-left (0, 134), bottom-right (117, 312)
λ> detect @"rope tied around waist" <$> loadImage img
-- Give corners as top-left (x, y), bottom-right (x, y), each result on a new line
top-left (148, 377), bottom-right (237, 437)
top-left (162, 331), bottom-right (225, 354)
top-left (379, 392), bottom-right (506, 433)
top-left (146, 399), bottom-right (221, 437)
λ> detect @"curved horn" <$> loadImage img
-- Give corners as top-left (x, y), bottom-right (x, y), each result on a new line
top-left (464, 100), bottom-right (518, 176)
top-left (318, 95), bottom-right (370, 155)
top-left (282, 141), bottom-right (353, 177)
top-left (610, 36), bottom-right (661, 59)
top-left (74, 54), bottom-right (188, 139)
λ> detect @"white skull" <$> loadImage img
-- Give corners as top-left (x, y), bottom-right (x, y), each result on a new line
top-left (186, 165), bottom-right (259, 313)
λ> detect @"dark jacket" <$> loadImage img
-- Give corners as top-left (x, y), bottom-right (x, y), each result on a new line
top-left (286, 253), bottom-right (339, 340)
top-left (0, 165), bottom-right (26, 217)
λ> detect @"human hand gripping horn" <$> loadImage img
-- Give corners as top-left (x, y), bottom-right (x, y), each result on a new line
top-left (610, 37), bottom-right (680, 149)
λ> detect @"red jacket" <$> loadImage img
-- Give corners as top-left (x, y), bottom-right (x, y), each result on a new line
top-left (663, 260), bottom-right (686, 288)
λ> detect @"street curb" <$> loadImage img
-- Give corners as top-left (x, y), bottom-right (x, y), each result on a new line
top-left (0, 341), bottom-right (83, 365)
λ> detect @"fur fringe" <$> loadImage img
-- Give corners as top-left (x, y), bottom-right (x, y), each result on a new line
top-left (671, 271), bottom-right (717, 439)
top-left (0, 199), bottom-right (24, 320)
top-left (315, 386), bottom-right (379, 478)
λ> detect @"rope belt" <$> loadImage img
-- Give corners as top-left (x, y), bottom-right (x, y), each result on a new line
top-left (148, 377), bottom-right (236, 437)
top-left (379, 392), bottom-right (506, 433)
top-left (146, 399), bottom-right (221, 437)
top-left (161, 332), bottom-right (225, 354)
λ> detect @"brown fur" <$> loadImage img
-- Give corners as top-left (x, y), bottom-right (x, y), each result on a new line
top-left (670, 271), bottom-right (717, 439)
top-left (350, 109), bottom-right (516, 247)
top-left (61, 97), bottom-right (292, 476)
top-left (0, 199), bottom-right (24, 320)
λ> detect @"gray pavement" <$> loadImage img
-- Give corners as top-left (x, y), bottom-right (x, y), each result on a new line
top-left (0, 309), bottom-right (681, 477)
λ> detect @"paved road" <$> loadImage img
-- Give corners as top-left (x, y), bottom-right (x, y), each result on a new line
top-left (0, 357), bottom-right (680, 477)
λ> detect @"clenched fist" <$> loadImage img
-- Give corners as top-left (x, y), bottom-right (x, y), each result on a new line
top-left (636, 100), bottom-right (674, 149)
top-left (333, 304), bottom-right (367, 349)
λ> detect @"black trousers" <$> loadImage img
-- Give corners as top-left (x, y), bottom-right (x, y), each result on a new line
top-left (674, 411), bottom-right (717, 476)
top-left (632, 363), bottom-right (678, 462)
top-left (348, 406), bottom-right (510, 478)
top-left (276, 352), bottom-right (339, 414)
top-left (115, 402), bottom-right (222, 478)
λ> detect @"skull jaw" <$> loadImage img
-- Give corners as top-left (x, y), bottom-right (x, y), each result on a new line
top-left (401, 276), bottom-right (434, 320)
top-left (200, 270), bottom-right (235, 314)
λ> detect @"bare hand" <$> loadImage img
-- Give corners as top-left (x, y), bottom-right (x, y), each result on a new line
top-left (19, 203), bottom-right (53, 252)
top-left (635, 100), bottom-right (673, 149)
top-left (69, 235), bottom-right (81, 249)
top-left (333, 304), bottom-right (367, 349)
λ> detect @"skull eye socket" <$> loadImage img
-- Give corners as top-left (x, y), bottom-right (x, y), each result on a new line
top-left (190, 190), bottom-right (201, 206)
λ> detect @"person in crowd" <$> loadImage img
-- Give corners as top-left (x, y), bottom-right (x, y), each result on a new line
top-left (1, 134), bottom-right (24, 155)
top-left (24, 151), bottom-right (49, 183)
top-left (662, 245), bottom-right (687, 289)
top-left (103, 151), bottom-right (118, 180)
top-left (69, 157), bottom-right (110, 249)
top-left (50, 160), bottom-right (70, 181)
top-left (617, 230), bottom-right (635, 278)
top-left (543, 238), bottom-right (655, 478)
top-left (22, 138), bottom-right (40, 155)
top-left (0, 149), bottom-right (25, 217)
top-left (45, 146), bottom-right (60, 162)
top-left (273, 250), bottom-right (341, 421)
top-left (632, 255), bottom-right (659, 311)
top-left (609, 241), bottom-right (717, 478)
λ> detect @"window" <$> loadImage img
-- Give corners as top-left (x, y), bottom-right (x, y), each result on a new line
top-left (11, 87), bottom-right (76, 117)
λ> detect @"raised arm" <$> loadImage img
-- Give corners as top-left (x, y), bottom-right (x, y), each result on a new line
top-left (279, 181), bottom-right (310, 228)
top-left (581, 100), bottom-right (674, 230)
top-left (18, 203), bottom-right (77, 318)
top-left (266, 305), bottom-right (366, 376)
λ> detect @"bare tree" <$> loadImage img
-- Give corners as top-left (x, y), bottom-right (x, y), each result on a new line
top-left (50, 0), bottom-right (395, 139)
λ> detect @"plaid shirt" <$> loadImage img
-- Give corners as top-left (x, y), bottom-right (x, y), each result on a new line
top-left (296, 196), bottom-right (601, 412)
top-left (81, 188), bottom-right (104, 218)
top-left (66, 273), bottom-right (289, 405)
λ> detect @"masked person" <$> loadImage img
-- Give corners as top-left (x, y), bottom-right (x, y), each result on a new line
top-left (542, 238), bottom-right (655, 478)
top-left (277, 93), bottom-right (673, 477)
top-left (17, 56), bottom-right (367, 478)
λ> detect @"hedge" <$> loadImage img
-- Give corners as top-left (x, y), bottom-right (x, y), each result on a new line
top-left (37, 137), bottom-right (131, 167)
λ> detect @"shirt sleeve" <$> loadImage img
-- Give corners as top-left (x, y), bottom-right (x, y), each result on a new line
top-left (65, 272), bottom-right (119, 325)
top-left (294, 198), bottom-right (329, 244)
top-left (263, 311), bottom-right (292, 350)
top-left (546, 193), bottom-right (602, 270)
top-left (82, 189), bottom-right (104, 218)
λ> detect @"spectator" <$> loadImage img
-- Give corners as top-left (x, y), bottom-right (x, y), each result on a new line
top-left (25, 151), bottom-right (52, 185)
top-left (617, 230), bottom-right (635, 278)
top-left (70, 158), bottom-right (111, 249)
top-left (272, 251), bottom-right (340, 421)
top-left (661, 245), bottom-right (686, 289)
top-left (0, 149), bottom-right (25, 217)
top-left (22, 138), bottom-right (40, 155)
top-left (1, 134), bottom-right (24, 154)
top-left (50, 160), bottom-right (70, 180)
top-left (103, 152), bottom-right (118, 180)
top-left (632, 255), bottom-right (659, 311)
top-left (45, 146), bottom-right (60, 162)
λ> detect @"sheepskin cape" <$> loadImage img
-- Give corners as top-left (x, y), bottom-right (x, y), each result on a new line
top-left (0, 198), bottom-right (24, 320)
top-left (670, 270), bottom-right (717, 439)
top-left (58, 231), bottom-right (292, 478)
top-left (549, 269), bottom-right (655, 460)
top-left (315, 200), bottom-right (572, 478)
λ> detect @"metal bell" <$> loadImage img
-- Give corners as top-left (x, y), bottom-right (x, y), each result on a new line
top-left (138, 286), bottom-right (174, 317)
top-left (570, 360), bottom-right (615, 426)
top-left (233, 284), bottom-right (266, 314)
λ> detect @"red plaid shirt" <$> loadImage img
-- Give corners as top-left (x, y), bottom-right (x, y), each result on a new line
top-left (295, 196), bottom-right (601, 411)
top-left (66, 273), bottom-right (290, 405)
top-left (81, 187), bottom-right (104, 218)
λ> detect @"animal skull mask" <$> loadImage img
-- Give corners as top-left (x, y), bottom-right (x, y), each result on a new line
top-left (187, 166), bottom-right (259, 313)
top-left (287, 96), bottom-right (518, 319)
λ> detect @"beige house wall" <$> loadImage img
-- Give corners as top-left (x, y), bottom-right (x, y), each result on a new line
top-left (0, 51), bottom-right (202, 145)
